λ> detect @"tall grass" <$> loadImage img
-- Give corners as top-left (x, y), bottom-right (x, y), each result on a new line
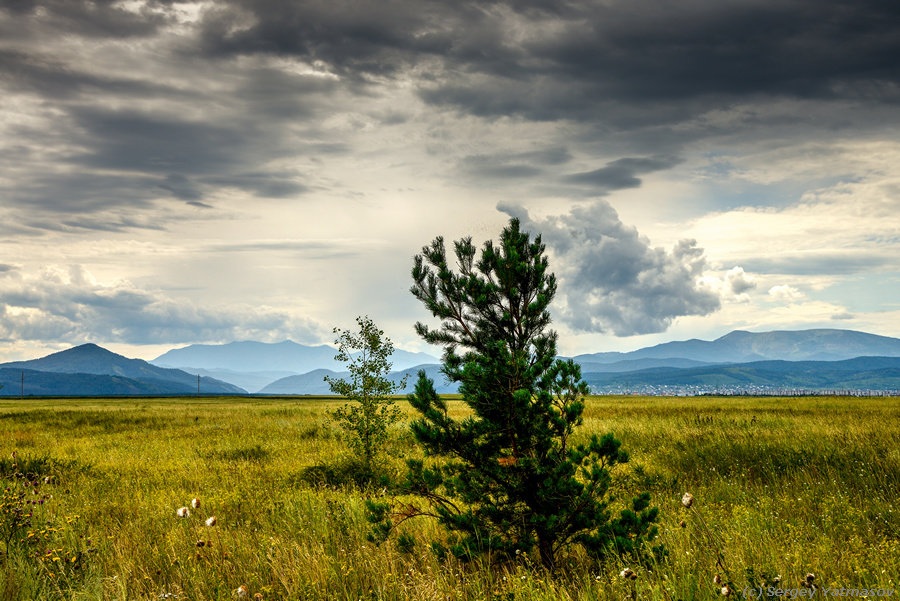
top-left (0, 395), bottom-right (897, 600)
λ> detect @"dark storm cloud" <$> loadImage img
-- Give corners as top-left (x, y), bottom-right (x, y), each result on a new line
top-left (232, 68), bottom-right (341, 119)
top-left (186, 201), bottom-right (213, 209)
top-left (458, 147), bottom-right (571, 180)
top-left (58, 216), bottom-right (166, 233)
top-left (193, 0), bottom-right (900, 118)
top-left (0, 0), bottom-right (170, 39)
top-left (529, 2), bottom-right (900, 101)
top-left (520, 147), bottom-right (572, 166)
top-left (458, 157), bottom-right (541, 181)
top-left (20, 214), bottom-right (165, 234)
top-left (195, 0), bottom-right (466, 78)
top-left (202, 173), bottom-right (309, 199)
top-left (565, 156), bottom-right (682, 194)
top-left (157, 174), bottom-right (203, 202)
top-left (1, 103), bottom-right (313, 222)
top-left (416, 0), bottom-right (900, 121)
top-left (0, 4), bottom-right (339, 225)
top-left (3, 169), bottom-right (252, 223)
top-left (5, 172), bottom-right (161, 212)
top-left (499, 200), bottom-right (721, 336)
top-left (0, 49), bottom-right (187, 99)
top-left (457, 147), bottom-right (683, 196)
top-left (68, 108), bottom-right (248, 174)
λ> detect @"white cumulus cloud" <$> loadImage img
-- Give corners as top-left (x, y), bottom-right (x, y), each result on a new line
top-left (499, 200), bottom-right (721, 336)
top-left (768, 284), bottom-right (805, 301)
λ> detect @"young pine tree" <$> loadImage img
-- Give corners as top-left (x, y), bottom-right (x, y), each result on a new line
top-left (324, 315), bottom-right (406, 472)
top-left (370, 218), bottom-right (661, 569)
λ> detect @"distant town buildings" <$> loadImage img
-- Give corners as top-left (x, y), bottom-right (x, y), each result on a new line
top-left (589, 385), bottom-right (900, 397)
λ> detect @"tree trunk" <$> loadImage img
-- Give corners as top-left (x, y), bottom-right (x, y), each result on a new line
top-left (538, 537), bottom-right (556, 570)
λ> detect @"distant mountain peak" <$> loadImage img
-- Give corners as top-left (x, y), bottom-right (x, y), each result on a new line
top-left (47, 342), bottom-right (119, 358)
top-left (574, 328), bottom-right (900, 365)
top-left (0, 343), bottom-right (245, 395)
top-left (66, 342), bottom-right (104, 350)
top-left (717, 330), bottom-right (752, 340)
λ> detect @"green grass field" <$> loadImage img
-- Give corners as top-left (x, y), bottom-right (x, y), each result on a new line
top-left (1, 395), bottom-right (898, 600)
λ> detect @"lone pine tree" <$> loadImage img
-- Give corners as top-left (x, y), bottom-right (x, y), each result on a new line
top-left (368, 217), bottom-right (661, 569)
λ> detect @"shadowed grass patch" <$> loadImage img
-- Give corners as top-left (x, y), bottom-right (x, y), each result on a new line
top-left (293, 456), bottom-right (396, 489)
top-left (0, 454), bottom-right (89, 478)
top-left (211, 443), bottom-right (271, 462)
top-left (0, 409), bottom-right (169, 433)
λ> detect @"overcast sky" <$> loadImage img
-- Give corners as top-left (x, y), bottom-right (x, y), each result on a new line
top-left (1, 0), bottom-right (899, 362)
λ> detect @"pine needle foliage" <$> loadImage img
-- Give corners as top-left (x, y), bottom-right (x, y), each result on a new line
top-left (370, 218), bottom-right (662, 569)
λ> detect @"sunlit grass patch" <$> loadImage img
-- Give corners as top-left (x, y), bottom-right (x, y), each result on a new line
top-left (0, 394), bottom-right (897, 600)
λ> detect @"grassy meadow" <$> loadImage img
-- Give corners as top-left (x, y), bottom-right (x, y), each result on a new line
top-left (1, 394), bottom-right (898, 600)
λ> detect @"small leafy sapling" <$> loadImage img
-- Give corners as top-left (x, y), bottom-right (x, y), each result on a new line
top-left (325, 315), bottom-right (407, 472)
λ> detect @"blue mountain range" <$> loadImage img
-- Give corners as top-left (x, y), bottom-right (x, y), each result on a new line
top-left (0, 344), bottom-right (245, 396)
top-left (3, 329), bottom-right (900, 396)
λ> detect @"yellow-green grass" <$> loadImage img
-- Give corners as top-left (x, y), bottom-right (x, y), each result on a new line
top-left (1, 395), bottom-right (898, 600)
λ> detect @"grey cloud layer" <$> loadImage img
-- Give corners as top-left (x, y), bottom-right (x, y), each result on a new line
top-left (4, 0), bottom-right (899, 229)
top-left (500, 201), bottom-right (721, 336)
top-left (0, 266), bottom-right (323, 344)
top-left (564, 156), bottom-right (683, 195)
top-left (739, 252), bottom-right (897, 276)
top-left (200, 0), bottom-right (900, 98)
top-left (0, 4), bottom-right (342, 227)
top-left (1, 0), bottom-right (170, 39)
top-left (195, 0), bottom-right (900, 125)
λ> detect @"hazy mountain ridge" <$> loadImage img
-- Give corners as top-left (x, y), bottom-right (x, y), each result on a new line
top-left (172, 367), bottom-right (299, 394)
top-left (581, 356), bottom-right (900, 391)
top-left (258, 356), bottom-right (900, 395)
top-left (0, 368), bottom-right (229, 397)
top-left (153, 341), bottom-right (340, 373)
top-left (259, 364), bottom-right (459, 395)
top-left (257, 329), bottom-right (900, 394)
top-left (3, 329), bottom-right (900, 396)
top-left (573, 329), bottom-right (900, 364)
top-left (0, 344), bottom-right (245, 395)
top-left (152, 340), bottom-right (439, 377)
